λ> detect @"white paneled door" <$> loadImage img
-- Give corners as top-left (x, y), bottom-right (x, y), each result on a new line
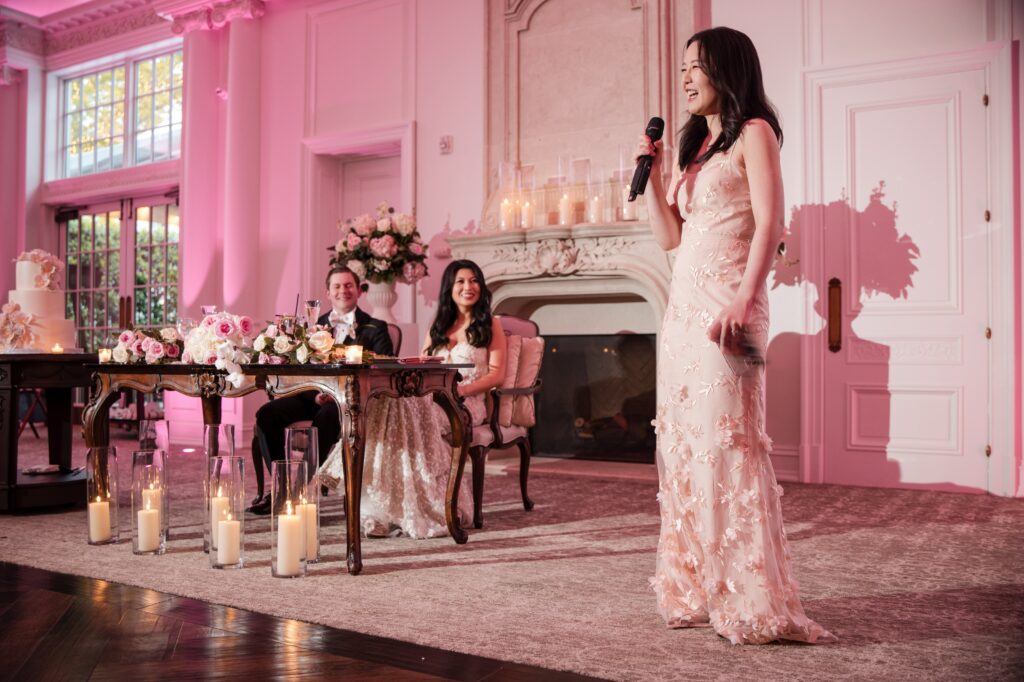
top-left (811, 49), bottom-right (1002, 492)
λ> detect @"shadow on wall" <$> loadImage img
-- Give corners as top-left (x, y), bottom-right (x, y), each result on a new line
top-left (420, 219), bottom-right (479, 307)
top-left (766, 184), bottom-right (982, 493)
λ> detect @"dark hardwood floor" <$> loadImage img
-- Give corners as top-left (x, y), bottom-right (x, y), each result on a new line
top-left (0, 562), bottom-right (603, 681)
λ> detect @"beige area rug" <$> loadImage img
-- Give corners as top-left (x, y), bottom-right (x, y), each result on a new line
top-left (3, 432), bottom-right (1024, 681)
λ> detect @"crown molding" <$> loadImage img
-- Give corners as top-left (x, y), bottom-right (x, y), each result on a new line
top-left (153, 0), bottom-right (265, 35)
top-left (0, 12), bottom-right (46, 57)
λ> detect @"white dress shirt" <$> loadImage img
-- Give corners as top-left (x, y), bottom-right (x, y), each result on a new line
top-left (329, 309), bottom-right (356, 343)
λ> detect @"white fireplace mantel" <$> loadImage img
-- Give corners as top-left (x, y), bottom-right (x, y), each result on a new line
top-left (447, 222), bottom-right (673, 327)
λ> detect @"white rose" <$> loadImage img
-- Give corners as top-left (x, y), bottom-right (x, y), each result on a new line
top-left (253, 334), bottom-right (266, 351)
top-left (112, 344), bottom-right (129, 363)
top-left (296, 344), bottom-right (309, 364)
top-left (394, 213), bottom-right (416, 236)
top-left (160, 327), bottom-right (180, 342)
top-left (273, 335), bottom-right (291, 354)
top-left (376, 218), bottom-right (392, 233)
top-left (307, 330), bottom-right (334, 353)
top-left (347, 260), bottom-right (366, 279)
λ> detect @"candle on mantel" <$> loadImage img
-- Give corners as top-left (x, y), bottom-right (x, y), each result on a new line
top-left (558, 193), bottom-right (572, 226)
top-left (98, 348), bottom-right (112, 363)
top-left (276, 501), bottom-right (303, 576)
top-left (88, 495), bottom-right (111, 543)
top-left (297, 498), bottom-right (318, 560)
top-left (217, 512), bottom-right (241, 565)
top-left (521, 201), bottom-right (535, 229)
top-left (621, 184), bottom-right (637, 221)
top-left (587, 195), bottom-right (603, 224)
top-left (137, 499), bottom-right (160, 552)
top-left (499, 198), bottom-right (515, 231)
top-left (51, 343), bottom-right (64, 354)
top-left (210, 487), bottom-right (228, 550)
top-left (345, 345), bottom-right (363, 364)
top-left (142, 483), bottom-right (162, 526)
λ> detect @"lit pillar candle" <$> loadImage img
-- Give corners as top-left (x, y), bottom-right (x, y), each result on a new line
top-left (98, 348), bottom-right (112, 363)
top-left (88, 496), bottom-right (111, 543)
top-left (521, 201), bottom-right (534, 229)
top-left (297, 501), bottom-right (318, 559)
top-left (621, 184), bottom-right (637, 220)
top-left (276, 502), bottom-right (303, 576)
top-left (210, 489), bottom-right (228, 550)
top-left (51, 343), bottom-right (64, 353)
top-left (142, 485), bottom-right (162, 526)
top-left (558, 193), bottom-right (572, 225)
top-left (137, 501), bottom-right (160, 552)
top-left (344, 345), bottom-right (363, 364)
top-left (499, 198), bottom-right (515, 230)
top-left (587, 195), bottom-right (603, 223)
top-left (217, 513), bottom-right (241, 565)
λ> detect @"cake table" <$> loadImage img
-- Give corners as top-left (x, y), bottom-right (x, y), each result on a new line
top-left (0, 352), bottom-right (95, 512)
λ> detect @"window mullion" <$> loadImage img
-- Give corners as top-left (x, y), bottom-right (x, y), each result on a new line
top-left (125, 60), bottom-right (136, 168)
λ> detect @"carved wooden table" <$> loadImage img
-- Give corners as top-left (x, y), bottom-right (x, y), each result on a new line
top-left (0, 353), bottom-right (96, 512)
top-left (82, 361), bottom-right (472, 575)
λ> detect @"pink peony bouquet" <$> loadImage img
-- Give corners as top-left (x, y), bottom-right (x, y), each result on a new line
top-left (110, 327), bottom-right (183, 365)
top-left (0, 302), bottom-right (38, 352)
top-left (329, 201), bottom-right (428, 285)
top-left (17, 249), bottom-right (64, 290)
top-left (252, 323), bottom-right (341, 365)
top-left (183, 311), bottom-right (258, 387)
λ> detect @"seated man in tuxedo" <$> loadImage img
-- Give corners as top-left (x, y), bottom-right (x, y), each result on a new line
top-left (249, 265), bottom-right (393, 513)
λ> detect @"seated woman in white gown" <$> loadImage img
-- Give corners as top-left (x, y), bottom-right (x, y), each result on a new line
top-left (317, 259), bottom-right (507, 538)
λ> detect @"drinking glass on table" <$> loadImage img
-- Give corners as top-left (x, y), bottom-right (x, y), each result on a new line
top-left (200, 305), bottom-right (217, 316)
top-left (304, 299), bottom-right (321, 328)
top-left (176, 317), bottom-right (196, 339)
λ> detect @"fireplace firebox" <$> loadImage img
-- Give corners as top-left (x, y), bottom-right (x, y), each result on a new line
top-left (534, 334), bottom-right (656, 463)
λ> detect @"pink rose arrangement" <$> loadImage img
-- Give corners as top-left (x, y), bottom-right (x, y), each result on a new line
top-left (17, 249), bottom-right (64, 290)
top-left (252, 323), bottom-right (343, 365)
top-left (183, 311), bottom-right (258, 387)
top-left (329, 201), bottom-right (428, 285)
top-left (0, 302), bottom-right (38, 352)
top-left (109, 327), bottom-right (183, 365)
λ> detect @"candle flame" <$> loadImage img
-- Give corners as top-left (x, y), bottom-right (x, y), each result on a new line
top-left (217, 486), bottom-right (222, 497)
top-left (95, 495), bottom-right (101, 503)
top-left (286, 500), bottom-right (293, 515)
top-left (51, 343), bottom-right (63, 353)
top-left (145, 499), bottom-right (151, 511)
top-left (149, 482), bottom-right (155, 490)
top-left (227, 512), bottom-right (233, 521)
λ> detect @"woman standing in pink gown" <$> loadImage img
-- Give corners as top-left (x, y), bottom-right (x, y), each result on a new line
top-left (637, 26), bottom-right (834, 644)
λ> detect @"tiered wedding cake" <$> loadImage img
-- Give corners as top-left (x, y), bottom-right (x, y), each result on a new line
top-left (7, 250), bottom-right (76, 351)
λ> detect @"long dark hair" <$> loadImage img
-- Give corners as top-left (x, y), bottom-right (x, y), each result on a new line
top-left (677, 26), bottom-right (782, 170)
top-left (428, 260), bottom-right (493, 353)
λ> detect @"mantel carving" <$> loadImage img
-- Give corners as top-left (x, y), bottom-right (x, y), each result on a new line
top-left (448, 223), bottom-right (673, 321)
top-left (161, 0), bottom-right (265, 34)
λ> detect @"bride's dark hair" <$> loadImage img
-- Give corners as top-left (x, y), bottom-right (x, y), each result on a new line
top-left (428, 259), bottom-right (493, 353)
top-left (677, 26), bottom-right (782, 170)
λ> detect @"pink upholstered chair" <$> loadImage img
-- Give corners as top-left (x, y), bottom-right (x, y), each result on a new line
top-left (467, 313), bottom-right (543, 528)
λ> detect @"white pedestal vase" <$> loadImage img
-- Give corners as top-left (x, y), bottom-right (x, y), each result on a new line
top-left (365, 280), bottom-right (398, 324)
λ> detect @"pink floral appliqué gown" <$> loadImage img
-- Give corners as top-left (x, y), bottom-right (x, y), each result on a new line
top-left (650, 147), bottom-right (835, 645)
top-left (317, 343), bottom-right (479, 539)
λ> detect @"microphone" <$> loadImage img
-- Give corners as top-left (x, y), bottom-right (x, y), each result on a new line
top-left (628, 117), bottom-right (665, 201)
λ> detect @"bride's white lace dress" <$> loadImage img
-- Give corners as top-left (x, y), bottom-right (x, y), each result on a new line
top-left (317, 343), bottom-right (484, 538)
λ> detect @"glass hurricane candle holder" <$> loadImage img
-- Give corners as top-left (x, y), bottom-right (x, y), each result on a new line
top-left (131, 450), bottom-right (168, 555)
top-left (271, 460), bottom-right (308, 578)
top-left (286, 426), bottom-right (320, 564)
top-left (207, 455), bottom-right (245, 569)
top-left (203, 423), bottom-right (235, 458)
top-left (86, 446), bottom-right (119, 545)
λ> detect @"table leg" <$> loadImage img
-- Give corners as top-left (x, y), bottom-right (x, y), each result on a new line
top-left (341, 376), bottom-right (363, 575)
top-left (201, 395), bottom-right (223, 456)
top-left (44, 388), bottom-right (72, 469)
top-left (82, 373), bottom-right (117, 448)
top-left (433, 391), bottom-right (469, 545)
top-left (0, 381), bottom-right (17, 511)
